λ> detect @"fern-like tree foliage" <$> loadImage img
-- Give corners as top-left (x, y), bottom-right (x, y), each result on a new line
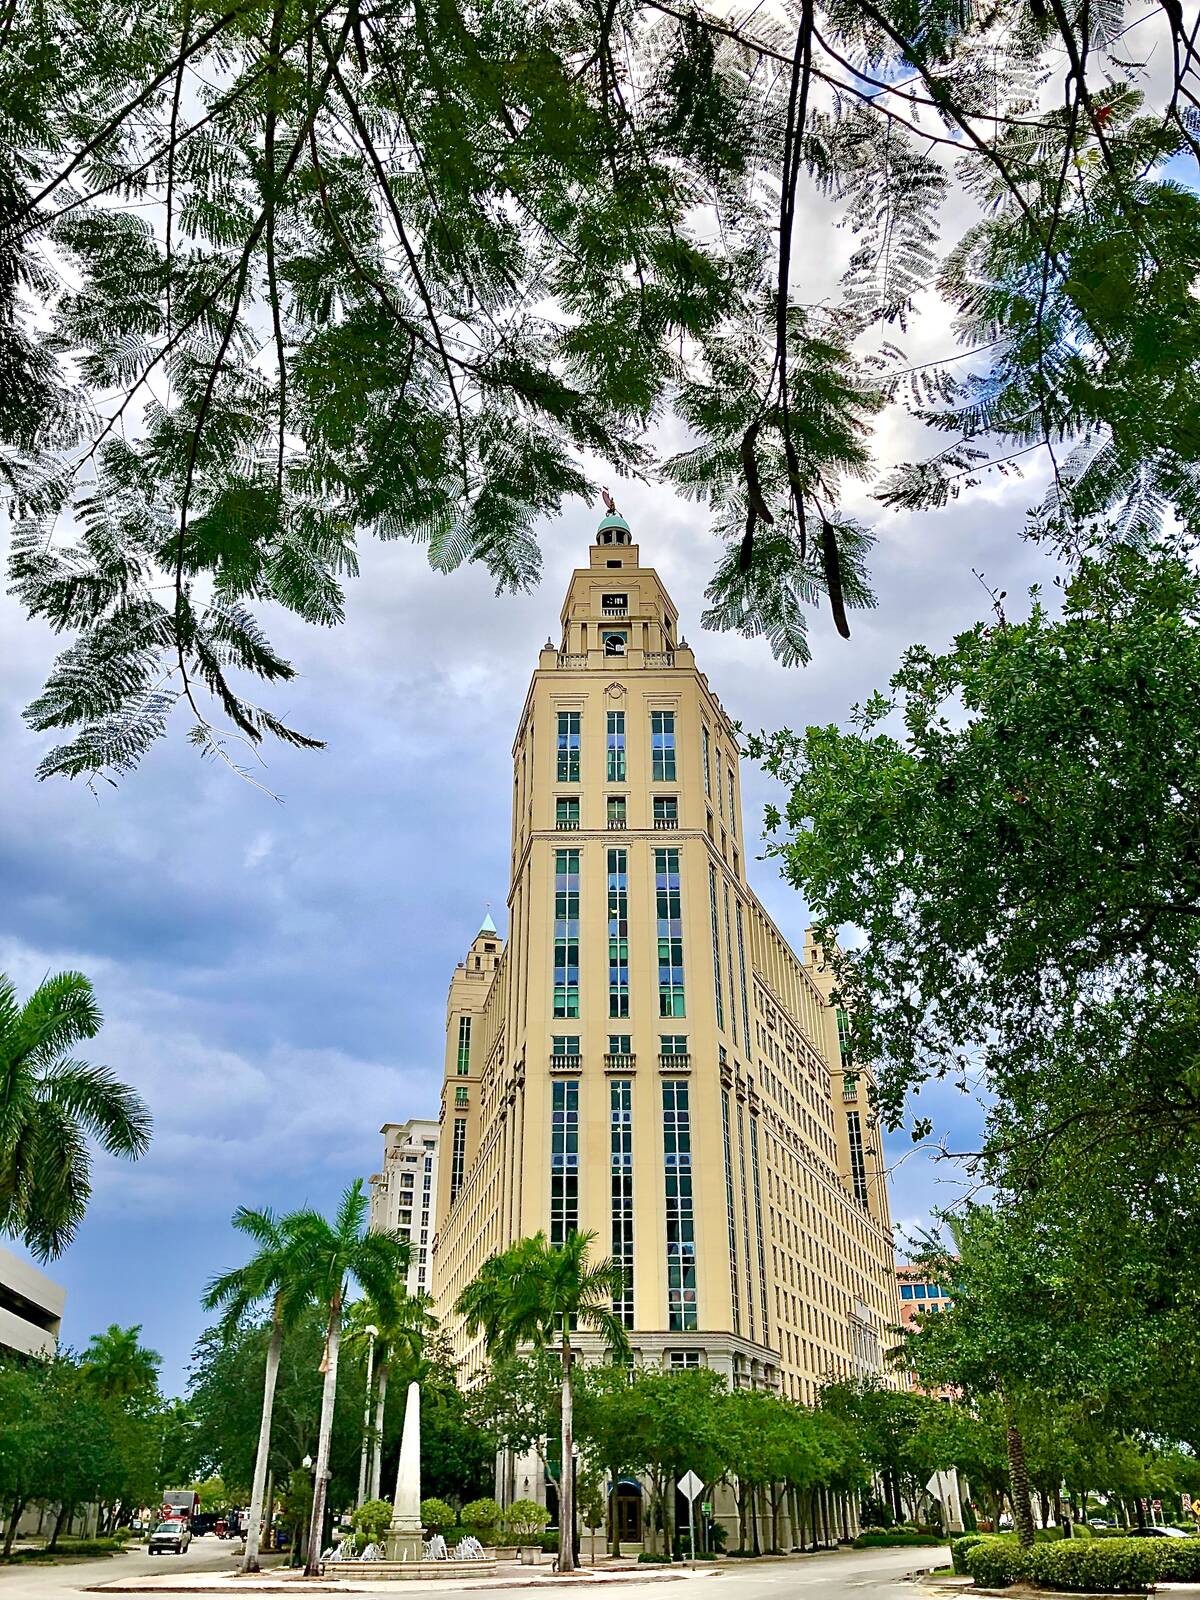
top-left (3, 0), bottom-right (1200, 780)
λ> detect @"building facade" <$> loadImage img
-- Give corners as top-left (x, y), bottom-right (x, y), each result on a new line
top-left (368, 1119), bottom-right (440, 1299)
top-left (0, 1244), bottom-right (64, 1359)
top-left (430, 512), bottom-right (898, 1395)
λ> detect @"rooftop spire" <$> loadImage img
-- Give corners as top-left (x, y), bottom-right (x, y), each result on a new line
top-left (478, 910), bottom-right (498, 935)
top-left (595, 486), bottom-right (631, 545)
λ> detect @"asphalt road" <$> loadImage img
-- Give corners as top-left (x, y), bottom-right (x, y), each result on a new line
top-left (0, 1540), bottom-right (949, 1600)
top-left (0, 1534), bottom-right (278, 1597)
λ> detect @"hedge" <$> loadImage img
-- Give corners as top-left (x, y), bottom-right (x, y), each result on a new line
top-left (952, 1535), bottom-right (988, 1575)
top-left (964, 1535), bottom-right (1173, 1592)
top-left (854, 1531), bottom-right (947, 1548)
top-left (1149, 1539), bottom-right (1200, 1582)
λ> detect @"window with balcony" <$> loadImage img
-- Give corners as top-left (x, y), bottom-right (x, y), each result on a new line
top-left (602, 592), bottom-right (628, 615)
top-left (652, 795), bottom-right (678, 828)
top-left (556, 796), bottom-right (580, 830)
top-left (607, 794), bottom-right (627, 829)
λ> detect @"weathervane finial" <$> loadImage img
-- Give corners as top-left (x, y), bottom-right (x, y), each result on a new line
top-left (601, 486), bottom-right (617, 516)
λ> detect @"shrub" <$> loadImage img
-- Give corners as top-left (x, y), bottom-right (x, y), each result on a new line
top-left (538, 1532), bottom-right (559, 1553)
top-left (638, 1551), bottom-right (674, 1563)
top-left (420, 1498), bottom-right (456, 1535)
top-left (504, 1499), bottom-right (550, 1541)
top-left (461, 1499), bottom-right (502, 1543)
top-left (854, 1531), bottom-right (946, 1548)
top-left (1026, 1538), bottom-right (1158, 1593)
top-left (1148, 1539), bottom-right (1200, 1583)
top-left (965, 1536), bottom-right (1028, 1588)
top-left (351, 1499), bottom-right (393, 1545)
top-left (952, 1535), bottom-right (990, 1575)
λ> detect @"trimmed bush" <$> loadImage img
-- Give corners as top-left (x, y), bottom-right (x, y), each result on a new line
top-left (952, 1535), bottom-right (989, 1575)
top-left (351, 1498), bottom-right (393, 1545)
top-left (965, 1536), bottom-right (1029, 1588)
top-left (638, 1551), bottom-right (674, 1563)
top-left (504, 1499), bottom-right (551, 1541)
top-left (1026, 1538), bottom-right (1158, 1593)
top-left (854, 1531), bottom-right (946, 1548)
top-left (538, 1532), bottom-right (559, 1553)
top-left (1148, 1539), bottom-right (1200, 1582)
top-left (420, 1498), bottom-right (456, 1535)
top-left (461, 1499), bottom-right (502, 1543)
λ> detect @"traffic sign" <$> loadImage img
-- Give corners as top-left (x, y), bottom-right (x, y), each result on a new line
top-left (679, 1470), bottom-right (704, 1501)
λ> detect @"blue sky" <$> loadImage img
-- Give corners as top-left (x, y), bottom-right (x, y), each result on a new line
top-left (0, 461), bottom-right (1053, 1394)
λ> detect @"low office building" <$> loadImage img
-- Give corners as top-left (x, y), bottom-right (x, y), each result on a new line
top-left (368, 1119), bottom-right (439, 1299)
top-left (0, 1244), bottom-right (64, 1359)
top-left (421, 510), bottom-right (901, 1548)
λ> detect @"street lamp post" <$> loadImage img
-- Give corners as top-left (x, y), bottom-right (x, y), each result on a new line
top-left (356, 1326), bottom-right (379, 1508)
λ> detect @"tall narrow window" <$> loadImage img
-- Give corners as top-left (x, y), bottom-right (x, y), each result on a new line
top-left (556, 796), bottom-right (580, 830)
top-left (553, 849), bottom-right (580, 1018)
top-left (722, 880), bottom-right (738, 1047)
top-left (611, 1080), bottom-right (634, 1326)
top-left (663, 1080), bottom-right (697, 1331)
top-left (550, 1079), bottom-right (580, 1245)
top-left (701, 723), bottom-right (712, 798)
top-left (449, 1117), bottom-right (467, 1205)
top-left (608, 847), bottom-right (630, 1018)
top-left (749, 1113), bottom-right (769, 1345)
top-left (607, 711), bottom-right (626, 781)
top-left (735, 901), bottom-right (751, 1048)
top-left (708, 864), bottom-right (725, 1032)
top-left (836, 1008), bottom-right (852, 1067)
top-left (556, 711), bottom-right (581, 782)
top-left (727, 769), bottom-right (737, 837)
top-left (456, 1015), bottom-right (472, 1075)
top-left (736, 1099), bottom-right (756, 1342)
top-left (655, 847), bottom-right (685, 1017)
top-left (651, 710), bottom-right (676, 781)
top-left (847, 1110), bottom-right (869, 1206)
top-left (721, 1089), bottom-right (741, 1335)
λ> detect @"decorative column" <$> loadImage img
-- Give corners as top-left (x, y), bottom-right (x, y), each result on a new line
top-left (386, 1382), bottom-right (423, 1562)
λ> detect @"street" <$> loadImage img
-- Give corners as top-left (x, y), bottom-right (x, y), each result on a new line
top-left (0, 1536), bottom-right (282, 1599)
top-left (0, 1542), bottom-right (949, 1600)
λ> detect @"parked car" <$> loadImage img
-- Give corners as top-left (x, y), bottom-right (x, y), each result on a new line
top-left (1127, 1526), bottom-right (1190, 1539)
top-left (149, 1521), bottom-right (192, 1554)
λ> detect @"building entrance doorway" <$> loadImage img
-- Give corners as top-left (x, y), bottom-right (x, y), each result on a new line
top-left (612, 1483), bottom-right (643, 1545)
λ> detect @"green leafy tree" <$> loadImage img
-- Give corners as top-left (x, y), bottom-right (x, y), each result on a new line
top-left (574, 1363), bottom-right (651, 1557)
top-left (0, 971), bottom-right (151, 1259)
top-left (468, 1349), bottom-right (562, 1495)
top-left (455, 1230), bottom-right (627, 1573)
top-left (203, 1204), bottom-right (323, 1572)
top-left (624, 1368), bottom-right (726, 1556)
top-left (8, 0), bottom-right (1200, 784)
top-left (288, 1179), bottom-right (410, 1575)
top-left (0, 1358), bottom-right (56, 1557)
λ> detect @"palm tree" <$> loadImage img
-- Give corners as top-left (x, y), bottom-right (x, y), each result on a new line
top-left (455, 1230), bottom-right (629, 1574)
top-left (81, 1323), bottom-right (161, 1399)
top-left (289, 1180), bottom-right (410, 1576)
top-left (203, 1205), bottom-right (317, 1573)
top-left (0, 971), bottom-right (151, 1259)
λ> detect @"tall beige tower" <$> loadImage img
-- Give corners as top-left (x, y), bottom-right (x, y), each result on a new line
top-left (431, 510), bottom-right (898, 1406)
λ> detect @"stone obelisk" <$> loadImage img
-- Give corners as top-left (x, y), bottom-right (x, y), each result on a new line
top-left (386, 1382), bottom-right (423, 1562)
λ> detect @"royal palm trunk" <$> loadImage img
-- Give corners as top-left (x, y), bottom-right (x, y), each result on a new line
top-left (242, 1305), bottom-right (284, 1573)
top-left (305, 1299), bottom-right (343, 1577)
top-left (558, 1333), bottom-right (577, 1572)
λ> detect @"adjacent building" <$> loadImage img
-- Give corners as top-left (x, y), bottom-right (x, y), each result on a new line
top-left (368, 1119), bottom-right (440, 1300)
top-left (0, 1244), bottom-right (64, 1359)
top-left (426, 510), bottom-right (900, 1448)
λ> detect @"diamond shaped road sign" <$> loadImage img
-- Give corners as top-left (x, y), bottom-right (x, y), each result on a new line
top-left (679, 1471), bottom-right (704, 1502)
